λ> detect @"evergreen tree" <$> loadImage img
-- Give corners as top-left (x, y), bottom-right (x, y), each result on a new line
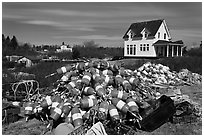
top-left (10, 35), bottom-right (18, 50)
top-left (2, 34), bottom-right (5, 43)
top-left (72, 47), bottom-right (80, 59)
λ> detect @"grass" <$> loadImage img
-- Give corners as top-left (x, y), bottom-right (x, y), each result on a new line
top-left (2, 84), bottom-right (202, 135)
top-left (122, 56), bottom-right (202, 74)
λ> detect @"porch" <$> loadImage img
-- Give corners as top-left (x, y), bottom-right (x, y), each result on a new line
top-left (154, 40), bottom-right (184, 57)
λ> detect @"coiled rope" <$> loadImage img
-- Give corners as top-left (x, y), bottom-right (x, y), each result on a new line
top-left (11, 80), bottom-right (40, 101)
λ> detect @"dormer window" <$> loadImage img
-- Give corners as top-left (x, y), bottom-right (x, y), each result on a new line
top-left (144, 32), bottom-right (148, 38)
top-left (128, 30), bottom-right (134, 40)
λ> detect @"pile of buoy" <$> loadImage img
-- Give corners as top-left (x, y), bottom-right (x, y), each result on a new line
top-left (22, 59), bottom-right (202, 134)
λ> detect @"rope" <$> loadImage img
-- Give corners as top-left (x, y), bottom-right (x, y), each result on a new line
top-left (11, 80), bottom-right (40, 101)
top-left (2, 109), bottom-right (7, 123)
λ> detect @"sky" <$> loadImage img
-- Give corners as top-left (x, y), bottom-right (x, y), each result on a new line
top-left (2, 2), bottom-right (202, 48)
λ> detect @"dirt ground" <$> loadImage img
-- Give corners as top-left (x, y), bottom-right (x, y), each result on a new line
top-left (2, 84), bottom-right (202, 135)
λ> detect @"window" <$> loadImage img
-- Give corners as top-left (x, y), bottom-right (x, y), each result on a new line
top-left (158, 32), bottom-right (160, 38)
top-left (140, 44), bottom-right (143, 51)
top-left (133, 45), bottom-right (136, 55)
top-left (147, 44), bottom-right (149, 51)
top-left (143, 44), bottom-right (146, 51)
top-left (164, 33), bottom-right (166, 39)
top-left (127, 45), bottom-right (129, 54)
top-left (130, 45), bottom-right (133, 55)
top-left (144, 32), bottom-right (148, 38)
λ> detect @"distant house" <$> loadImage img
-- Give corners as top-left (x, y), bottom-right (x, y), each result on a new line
top-left (17, 56), bottom-right (41, 67)
top-left (123, 19), bottom-right (184, 57)
top-left (6, 55), bottom-right (23, 62)
top-left (56, 43), bottom-right (72, 52)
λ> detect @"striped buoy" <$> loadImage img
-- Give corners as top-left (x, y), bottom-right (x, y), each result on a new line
top-left (75, 62), bottom-right (85, 71)
top-left (92, 73), bottom-right (103, 84)
top-left (56, 65), bottom-right (74, 74)
top-left (102, 69), bottom-right (113, 76)
top-left (61, 70), bottom-right (78, 82)
top-left (87, 94), bottom-right (97, 100)
top-left (81, 72), bottom-right (92, 86)
top-left (71, 107), bottom-right (83, 127)
top-left (80, 97), bottom-right (97, 109)
top-left (50, 96), bottom-right (62, 113)
top-left (110, 89), bottom-right (128, 101)
top-left (24, 101), bottom-right (34, 116)
top-left (65, 81), bottom-right (76, 91)
top-left (65, 112), bottom-right (73, 124)
top-left (122, 80), bottom-right (132, 91)
top-left (40, 95), bottom-right (53, 108)
top-left (128, 77), bottom-right (139, 86)
top-left (85, 62), bottom-right (93, 69)
top-left (99, 101), bottom-right (109, 115)
top-left (75, 79), bottom-right (82, 90)
top-left (94, 83), bottom-right (106, 98)
top-left (61, 102), bottom-right (72, 118)
top-left (115, 75), bottom-right (123, 85)
top-left (108, 104), bottom-right (120, 120)
top-left (100, 60), bottom-right (110, 70)
top-left (50, 102), bottom-right (64, 121)
top-left (111, 98), bottom-right (129, 113)
top-left (126, 98), bottom-right (139, 113)
top-left (103, 75), bottom-right (114, 86)
top-left (83, 87), bottom-right (95, 95)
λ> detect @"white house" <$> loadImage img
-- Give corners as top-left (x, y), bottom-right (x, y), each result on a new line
top-left (56, 43), bottom-right (72, 52)
top-left (17, 57), bottom-right (33, 67)
top-left (123, 19), bottom-right (184, 57)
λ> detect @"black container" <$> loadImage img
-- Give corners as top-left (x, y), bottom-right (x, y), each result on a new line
top-left (139, 95), bottom-right (176, 132)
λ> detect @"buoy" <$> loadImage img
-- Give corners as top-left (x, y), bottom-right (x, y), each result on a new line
top-left (75, 62), bottom-right (85, 72)
top-left (99, 101), bottom-right (109, 115)
top-left (92, 73), bottom-right (103, 84)
top-left (50, 102), bottom-right (64, 121)
top-left (65, 112), bottom-right (72, 124)
top-left (56, 65), bottom-right (74, 74)
top-left (50, 96), bottom-right (62, 113)
top-left (75, 79), bottom-right (82, 90)
top-left (102, 69), bottom-right (113, 76)
top-left (24, 101), bottom-right (34, 116)
top-left (115, 75), bottom-right (123, 85)
top-left (108, 104), bottom-right (120, 120)
top-left (61, 102), bottom-right (72, 118)
top-left (40, 96), bottom-right (53, 108)
top-left (54, 123), bottom-right (74, 135)
top-left (94, 83), bottom-right (106, 98)
top-left (65, 81), bottom-right (76, 91)
top-left (122, 80), bottom-right (132, 91)
top-left (128, 77), bottom-right (139, 86)
top-left (80, 97), bottom-right (97, 108)
top-left (81, 72), bottom-right (92, 86)
top-left (61, 70), bottom-right (78, 82)
top-left (111, 98), bottom-right (129, 113)
top-left (100, 60), bottom-right (110, 70)
top-left (71, 107), bottom-right (83, 127)
top-left (83, 87), bottom-right (95, 95)
top-left (103, 75), bottom-right (113, 85)
top-left (110, 89), bottom-right (128, 101)
top-left (126, 98), bottom-right (139, 113)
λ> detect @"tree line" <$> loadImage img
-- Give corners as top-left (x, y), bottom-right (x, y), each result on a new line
top-left (2, 34), bottom-right (37, 57)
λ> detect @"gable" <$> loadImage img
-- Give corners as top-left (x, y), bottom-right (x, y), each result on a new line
top-left (123, 19), bottom-right (164, 39)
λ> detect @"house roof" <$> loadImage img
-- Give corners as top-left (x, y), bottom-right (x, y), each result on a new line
top-left (18, 56), bottom-right (41, 61)
top-left (154, 40), bottom-right (184, 46)
top-left (123, 19), bottom-right (164, 39)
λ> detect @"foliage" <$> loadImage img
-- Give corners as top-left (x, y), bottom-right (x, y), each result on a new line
top-left (72, 47), bottom-right (80, 59)
top-left (185, 47), bottom-right (202, 57)
top-left (2, 34), bottom-right (38, 57)
top-left (124, 56), bottom-right (202, 75)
